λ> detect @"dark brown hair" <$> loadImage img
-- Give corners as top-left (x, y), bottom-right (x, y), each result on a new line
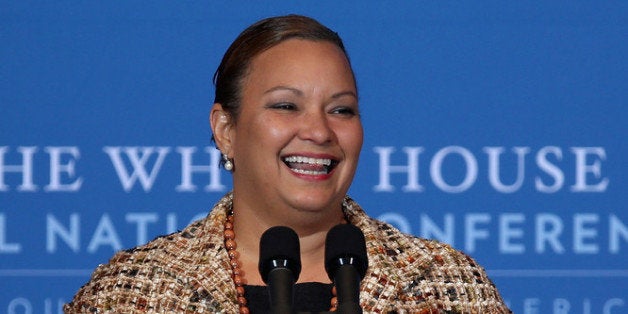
top-left (213, 14), bottom-right (353, 121)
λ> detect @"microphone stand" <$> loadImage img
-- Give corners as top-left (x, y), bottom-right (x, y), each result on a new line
top-left (266, 260), bottom-right (297, 314)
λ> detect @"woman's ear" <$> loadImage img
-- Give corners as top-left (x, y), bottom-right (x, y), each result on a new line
top-left (210, 103), bottom-right (234, 156)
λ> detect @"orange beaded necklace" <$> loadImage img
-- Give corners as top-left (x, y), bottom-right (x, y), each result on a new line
top-left (223, 209), bottom-right (338, 313)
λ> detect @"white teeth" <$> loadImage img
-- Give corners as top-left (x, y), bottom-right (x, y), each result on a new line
top-left (283, 156), bottom-right (332, 166)
top-left (291, 168), bottom-right (327, 175)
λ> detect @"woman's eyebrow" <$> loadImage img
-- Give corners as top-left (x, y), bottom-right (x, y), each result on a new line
top-left (264, 86), bottom-right (303, 96)
top-left (331, 91), bottom-right (357, 100)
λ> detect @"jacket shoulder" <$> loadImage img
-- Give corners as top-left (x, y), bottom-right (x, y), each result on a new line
top-left (63, 217), bottom-right (232, 313)
top-left (362, 218), bottom-right (512, 313)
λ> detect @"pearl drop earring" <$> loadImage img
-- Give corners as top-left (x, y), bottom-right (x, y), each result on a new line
top-left (222, 154), bottom-right (234, 171)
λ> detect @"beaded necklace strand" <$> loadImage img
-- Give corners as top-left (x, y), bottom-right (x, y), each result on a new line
top-left (224, 209), bottom-right (338, 313)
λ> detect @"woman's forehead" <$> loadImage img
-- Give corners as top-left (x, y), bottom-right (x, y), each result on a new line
top-left (242, 39), bottom-right (356, 93)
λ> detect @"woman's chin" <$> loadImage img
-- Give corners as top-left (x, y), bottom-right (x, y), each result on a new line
top-left (283, 191), bottom-right (343, 214)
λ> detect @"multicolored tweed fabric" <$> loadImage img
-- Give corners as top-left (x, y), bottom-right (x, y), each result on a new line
top-left (65, 193), bottom-right (512, 313)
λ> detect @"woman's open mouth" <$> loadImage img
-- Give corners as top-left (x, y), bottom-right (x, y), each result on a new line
top-left (282, 155), bottom-right (339, 175)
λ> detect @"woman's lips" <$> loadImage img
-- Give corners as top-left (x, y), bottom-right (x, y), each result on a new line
top-left (282, 155), bottom-right (339, 175)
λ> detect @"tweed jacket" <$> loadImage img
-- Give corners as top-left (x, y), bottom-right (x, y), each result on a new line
top-left (65, 193), bottom-right (511, 313)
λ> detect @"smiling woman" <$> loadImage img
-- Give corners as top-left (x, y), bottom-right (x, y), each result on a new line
top-left (212, 38), bottom-right (363, 231)
top-left (64, 15), bottom-right (512, 313)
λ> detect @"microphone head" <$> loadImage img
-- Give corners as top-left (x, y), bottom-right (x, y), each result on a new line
top-left (325, 224), bottom-right (368, 281)
top-left (258, 226), bottom-right (302, 284)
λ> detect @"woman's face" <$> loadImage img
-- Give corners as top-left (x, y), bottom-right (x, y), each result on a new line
top-left (227, 39), bottom-right (363, 215)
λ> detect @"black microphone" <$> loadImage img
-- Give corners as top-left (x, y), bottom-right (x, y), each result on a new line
top-left (325, 224), bottom-right (368, 314)
top-left (259, 226), bottom-right (302, 314)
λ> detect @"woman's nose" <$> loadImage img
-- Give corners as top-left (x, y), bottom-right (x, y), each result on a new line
top-left (298, 110), bottom-right (335, 144)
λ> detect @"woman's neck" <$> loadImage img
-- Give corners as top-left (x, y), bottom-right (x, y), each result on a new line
top-left (230, 198), bottom-right (345, 285)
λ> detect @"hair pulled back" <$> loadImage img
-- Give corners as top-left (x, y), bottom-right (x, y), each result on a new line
top-left (213, 14), bottom-right (352, 121)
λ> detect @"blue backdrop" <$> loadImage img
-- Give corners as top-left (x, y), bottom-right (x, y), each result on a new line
top-left (1, 2), bottom-right (626, 313)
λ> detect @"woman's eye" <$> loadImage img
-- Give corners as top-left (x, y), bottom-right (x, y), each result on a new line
top-left (269, 102), bottom-right (297, 111)
top-left (330, 106), bottom-right (358, 116)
